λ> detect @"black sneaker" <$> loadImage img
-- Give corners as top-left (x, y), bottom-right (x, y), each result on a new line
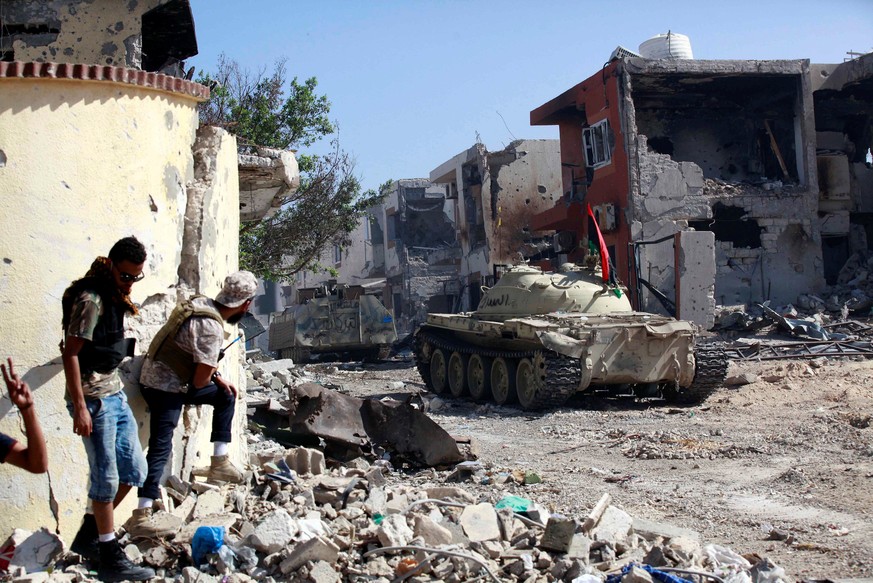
top-left (70, 513), bottom-right (98, 561)
top-left (97, 539), bottom-right (155, 582)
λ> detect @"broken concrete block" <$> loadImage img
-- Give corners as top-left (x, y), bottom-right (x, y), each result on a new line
top-left (181, 566), bottom-right (220, 583)
top-left (384, 492), bottom-right (408, 515)
top-left (364, 466), bottom-right (386, 487)
top-left (190, 481), bottom-right (221, 494)
top-left (365, 487), bottom-right (388, 515)
top-left (8, 528), bottom-right (63, 574)
top-left (279, 536), bottom-right (340, 574)
top-left (566, 534), bottom-right (592, 559)
top-left (474, 539), bottom-right (504, 559)
top-left (632, 517), bottom-right (700, 542)
top-left (123, 543), bottom-right (143, 563)
top-left (275, 370), bottom-right (296, 386)
top-left (670, 536), bottom-right (704, 563)
top-left (622, 565), bottom-right (654, 583)
top-left (193, 489), bottom-right (226, 520)
top-left (364, 556), bottom-right (393, 577)
top-left (250, 359), bottom-right (295, 376)
top-left (460, 503), bottom-right (501, 542)
top-left (539, 516), bottom-right (577, 553)
top-left (376, 514), bottom-right (414, 547)
top-left (286, 447), bottom-right (326, 476)
top-left (411, 514), bottom-right (453, 546)
top-left (724, 372), bottom-right (757, 386)
top-left (166, 475), bottom-right (191, 501)
top-left (306, 559), bottom-right (341, 583)
top-left (591, 505), bottom-right (633, 544)
top-left (424, 486), bottom-right (476, 504)
top-left (250, 509), bottom-right (299, 554)
top-left (171, 493), bottom-right (197, 521)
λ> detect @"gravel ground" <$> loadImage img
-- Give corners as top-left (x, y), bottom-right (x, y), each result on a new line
top-left (300, 350), bottom-right (873, 580)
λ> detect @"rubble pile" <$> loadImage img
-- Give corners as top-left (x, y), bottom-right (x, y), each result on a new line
top-left (2, 361), bottom-right (790, 583)
top-left (824, 251), bottom-right (873, 315)
top-left (5, 452), bottom-right (789, 583)
top-left (715, 251), bottom-right (873, 340)
top-left (618, 430), bottom-right (765, 461)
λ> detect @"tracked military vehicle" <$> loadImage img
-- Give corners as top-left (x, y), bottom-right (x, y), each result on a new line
top-left (269, 281), bottom-right (397, 363)
top-left (413, 263), bottom-right (726, 410)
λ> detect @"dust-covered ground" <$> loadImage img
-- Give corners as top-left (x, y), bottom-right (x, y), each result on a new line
top-left (302, 352), bottom-right (873, 580)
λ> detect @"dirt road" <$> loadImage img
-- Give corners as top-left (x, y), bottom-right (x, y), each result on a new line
top-left (307, 353), bottom-right (873, 579)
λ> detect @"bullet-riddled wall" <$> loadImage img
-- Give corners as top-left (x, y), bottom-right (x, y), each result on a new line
top-left (0, 64), bottom-right (241, 537)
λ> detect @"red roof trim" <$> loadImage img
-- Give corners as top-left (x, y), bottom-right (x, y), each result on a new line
top-left (0, 61), bottom-right (209, 101)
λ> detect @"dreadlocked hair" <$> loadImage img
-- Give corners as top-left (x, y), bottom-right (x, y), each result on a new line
top-left (61, 256), bottom-right (138, 330)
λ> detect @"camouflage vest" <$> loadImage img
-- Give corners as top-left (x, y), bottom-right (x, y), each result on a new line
top-left (147, 295), bottom-right (223, 384)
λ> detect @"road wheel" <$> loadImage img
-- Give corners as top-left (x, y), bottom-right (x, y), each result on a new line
top-left (467, 354), bottom-right (491, 402)
top-left (430, 349), bottom-right (449, 394)
top-left (448, 352), bottom-right (468, 397)
top-left (490, 357), bottom-right (518, 405)
top-left (516, 354), bottom-right (547, 410)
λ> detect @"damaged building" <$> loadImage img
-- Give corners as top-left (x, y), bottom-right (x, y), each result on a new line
top-left (367, 179), bottom-right (459, 335)
top-left (0, 0), bottom-right (197, 74)
top-left (0, 0), bottom-right (247, 539)
top-left (429, 140), bottom-right (562, 312)
top-left (238, 146), bottom-right (301, 353)
top-left (530, 35), bottom-right (873, 328)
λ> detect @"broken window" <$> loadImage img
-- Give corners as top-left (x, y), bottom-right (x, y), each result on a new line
top-left (386, 212), bottom-right (400, 241)
top-left (689, 203), bottom-right (762, 248)
top-left (141, 0), bottom-right (198, 72)
top-left (583, 119), bottom-right (614, 169)
top-left (633, 74), bottom-right (801, 183)
top-left (0, 21), bottom-right (60, 61)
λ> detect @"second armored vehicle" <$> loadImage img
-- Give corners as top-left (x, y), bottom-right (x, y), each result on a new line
top-left (269, 281), bottom-right (397, 363)
top-left (413, 263), bottom-right (726, 410)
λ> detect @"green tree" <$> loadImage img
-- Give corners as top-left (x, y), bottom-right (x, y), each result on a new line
top-left (197, 55), bottom-right (385, 281)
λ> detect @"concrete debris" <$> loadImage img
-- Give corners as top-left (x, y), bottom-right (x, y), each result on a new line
top-left (3, 528), bottom-right (63, 574)
top-left (282, 381), bottom-right (466, 466)
top-left (6, 358), bottom-right (792, 583)
top-left (724, 372), bottom-right (758, 386)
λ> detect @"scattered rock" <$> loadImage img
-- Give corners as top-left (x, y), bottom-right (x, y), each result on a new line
top-left (460, 503), bottom-right (501, 542)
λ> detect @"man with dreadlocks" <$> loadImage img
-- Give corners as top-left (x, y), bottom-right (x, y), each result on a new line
top-left (61, 236), bottom-right (154, 582)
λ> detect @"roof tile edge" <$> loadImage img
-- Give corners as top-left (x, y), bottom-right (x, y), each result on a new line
top-left (0, 61), bottom-right (209, 101)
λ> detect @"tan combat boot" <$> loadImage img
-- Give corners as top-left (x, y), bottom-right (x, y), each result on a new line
top-left (123, 507), bottom-right (182, 539)
top-left (206, 454), bottom-right (245, 485)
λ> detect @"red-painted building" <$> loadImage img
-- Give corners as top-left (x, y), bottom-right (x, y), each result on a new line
top-left (528, 53), bottom-right (873, 325)
top-left (530, 61), bottom-right (631, 282)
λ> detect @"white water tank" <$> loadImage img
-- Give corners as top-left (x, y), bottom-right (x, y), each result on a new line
top-left (638, 32), bottom-right (694, 60)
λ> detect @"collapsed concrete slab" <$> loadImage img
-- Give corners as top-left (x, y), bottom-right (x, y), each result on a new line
top-left (286, 382), bottom-right (466, 467)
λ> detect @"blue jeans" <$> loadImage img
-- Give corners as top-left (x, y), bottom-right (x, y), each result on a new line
top-left (68, 390), bottom-right (147, 503)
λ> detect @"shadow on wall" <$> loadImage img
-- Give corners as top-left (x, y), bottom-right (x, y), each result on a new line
top-left (0, 359), bottom-right (64, 418)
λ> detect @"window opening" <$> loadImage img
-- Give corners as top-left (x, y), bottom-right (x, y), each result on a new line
top-left (583, 119), bottom-right (614, 169)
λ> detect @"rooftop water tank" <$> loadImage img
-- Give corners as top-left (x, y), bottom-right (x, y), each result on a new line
top-left (638, 32), bottom-right (694, 60)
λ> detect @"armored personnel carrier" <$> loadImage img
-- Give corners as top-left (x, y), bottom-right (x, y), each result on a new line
top-left (413, 263), bottom-right (726, 410)
top-left (269, 281), bottom-right (397, 363)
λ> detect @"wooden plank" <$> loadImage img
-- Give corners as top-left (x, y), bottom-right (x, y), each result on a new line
top-left (763, 119), bottom-right (790, 180)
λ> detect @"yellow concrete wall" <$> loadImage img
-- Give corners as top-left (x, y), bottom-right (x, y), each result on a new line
top-left (10, 0), bottom-right (165, 66)
top-left (0, 77), bottom-right (239, 539)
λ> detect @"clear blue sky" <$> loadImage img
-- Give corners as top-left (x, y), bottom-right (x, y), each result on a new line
top-left (189, 0), bottom-right (872, 193)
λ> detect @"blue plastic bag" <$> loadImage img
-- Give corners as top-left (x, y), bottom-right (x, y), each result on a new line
top-left (191, 526), bottom-right (225, 565)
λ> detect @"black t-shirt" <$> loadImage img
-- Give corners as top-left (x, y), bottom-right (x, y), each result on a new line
top-left (0, 431), bottom-right (15, 463)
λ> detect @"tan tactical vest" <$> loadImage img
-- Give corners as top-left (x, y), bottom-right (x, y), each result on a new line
top-left (147, 295), bottom-right (224, 384)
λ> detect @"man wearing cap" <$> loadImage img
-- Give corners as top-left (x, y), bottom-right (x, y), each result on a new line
top-left (126, 270), bottom-right (258, 538)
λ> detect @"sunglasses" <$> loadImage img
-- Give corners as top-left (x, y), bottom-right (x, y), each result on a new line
top-left (115, 267), bottom-right (145, 283)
